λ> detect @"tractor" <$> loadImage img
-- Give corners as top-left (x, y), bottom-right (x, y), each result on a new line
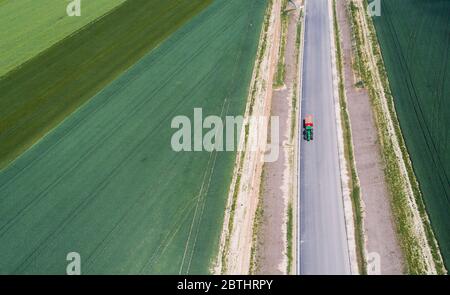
top-left (303, 114), bottom-right (314, 141)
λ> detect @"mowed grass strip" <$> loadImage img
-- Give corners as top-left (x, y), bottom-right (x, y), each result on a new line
top-left (0, 0), bottom-right (126, 77)
top-left (0, 0), bottom-right (211, 170)
top-left (0, 0), bottom-right (268, 274)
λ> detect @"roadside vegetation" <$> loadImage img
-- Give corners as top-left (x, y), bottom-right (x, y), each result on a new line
top-left (249, 166), bottom-right (266, 274)
top-left (332, 0), bottom-right (366, 274)
top-left (273, 0), bottom-right (289, 88)
top-left (286, 202), bottom-right (294, 274)
top-left (290, 12), bottom-right (303, 142)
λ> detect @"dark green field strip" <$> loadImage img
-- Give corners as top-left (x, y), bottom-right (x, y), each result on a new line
top-left (0, 0), bottom-right (268, 274)
top-left (372, 0), bottom-right (450, 267)
top-left (0, 0), bottom-right (211, 169)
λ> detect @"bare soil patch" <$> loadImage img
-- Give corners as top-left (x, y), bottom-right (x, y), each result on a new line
top-left (256, 0), bottom-right (302, 275)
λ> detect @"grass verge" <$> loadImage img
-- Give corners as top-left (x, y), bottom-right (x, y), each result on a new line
top-left (249, 165), bottom-right (266, 274)
top-left (290, 11), bottom-right (303, 141)
top-left (286, 202), bottom-right (294, 274)
top-left (273, 0), bottom-right (289, 88)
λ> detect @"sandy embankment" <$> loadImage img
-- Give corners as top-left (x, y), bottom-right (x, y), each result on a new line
top-left (256, 0), bottom-right (303, 275)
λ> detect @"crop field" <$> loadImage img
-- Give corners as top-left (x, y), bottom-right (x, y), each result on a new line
top-left (0, 0), bottom-right (268, 274)
top-left (0, 0), bottom-right (126, 77)
top-left (371, 0), bottom-right (450, 267)
top-left (0, 0), bottom-right (211, 170)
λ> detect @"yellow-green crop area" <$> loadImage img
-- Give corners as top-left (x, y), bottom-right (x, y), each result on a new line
top-left (0, 0), bottom-right (126, 77)
top-left (0, 0), bottom-right (211, 169)
top-left (0, 0), bottom-right (268, 274)
top-left (371, 0), bottom-right (450, 268)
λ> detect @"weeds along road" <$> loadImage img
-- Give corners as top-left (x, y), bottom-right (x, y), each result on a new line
top-left (297, 0), bottom-right (351, 275)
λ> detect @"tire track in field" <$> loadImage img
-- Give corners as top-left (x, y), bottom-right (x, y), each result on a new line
top-left (138, 153), bottom-right (223, 273)
top-left (180, 99), bottom-right (230, 275)
top-left (184, 102), bottom-right (234, 274)
top-left (1, 0), bottom-right (248, 238)
top-left (0, 0), bottom-right (233, 190)
top-left (135, 6), bottom-right (258, 272)
top-left (138, 201), bottom-right (197, 273)
top-left (80, 155), bottom-right (192, 272)
top-left (0, 20), bottom-right (237, 234)
top-left (183, 0), bottom-right (261, 272)
top-left (179, 149), bottom-right (218, 274)
top-left (130, 37), bottom-right (246, 273)
top-left (0, 2), bottom-right (241, 234)
top-left (1, 0), bottom-right (266, 273)
top-left (435, 9), bottom-right (450, 173)
top-left (8, 61), bottom-right (226, 272)
top-left (121, 22), bottom-right (248, 272)
top-left (382, 3), bottom-right (449, 201)
top-left (180, 99), bottom-right (228, 274)
top-left (0, 51), bottom-right (227, 268)
top-left (84, 178), bottom-right (198, 273)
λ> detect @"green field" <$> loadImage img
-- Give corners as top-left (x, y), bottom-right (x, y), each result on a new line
top-left (371, 0), bottom-right (450, 267)
top-left (0, 0), bottom-right (211, 170)
top-left (0, 0), bottom-right (126, 77)
top-left (0, 0), bottom-right (268, 274)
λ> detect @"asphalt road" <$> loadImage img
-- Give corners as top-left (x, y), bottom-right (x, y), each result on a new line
top-left (297, 0), bottom-right (351, 275)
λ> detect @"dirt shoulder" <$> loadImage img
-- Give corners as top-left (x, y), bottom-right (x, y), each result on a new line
top-left (255, 0), bottom-right (302, 275)
top-left (336, 0), bottom-right (404, 274)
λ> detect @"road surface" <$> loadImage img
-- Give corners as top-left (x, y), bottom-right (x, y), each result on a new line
top-left (297, 0), bottom-right (351, 275)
